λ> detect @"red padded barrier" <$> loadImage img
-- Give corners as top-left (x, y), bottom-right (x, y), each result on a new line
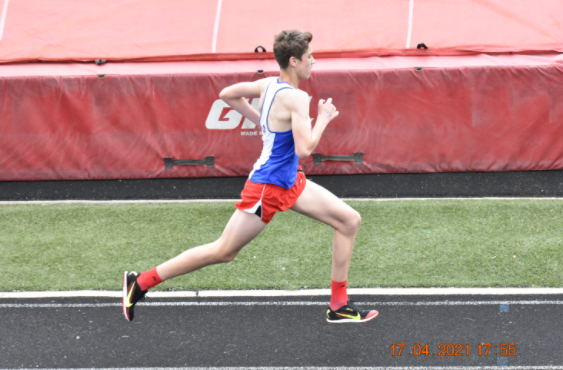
top-left (1, 54), bottom-right (563, 181)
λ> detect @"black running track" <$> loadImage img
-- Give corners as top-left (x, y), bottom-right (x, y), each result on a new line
top-left (2, 170), bottom-right (563, 201)
top-left (1, 294), bottom-right (562, 368)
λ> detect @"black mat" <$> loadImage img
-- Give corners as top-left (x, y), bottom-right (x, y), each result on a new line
top-left (2, 170), bottom-right (563, 200)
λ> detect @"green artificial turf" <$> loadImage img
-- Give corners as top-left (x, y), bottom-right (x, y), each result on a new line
top-left (1, 199), bottom-right (562, 291)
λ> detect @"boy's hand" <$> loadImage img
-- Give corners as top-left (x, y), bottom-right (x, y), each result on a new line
top-left (318, 98), bottom-right (339, 124)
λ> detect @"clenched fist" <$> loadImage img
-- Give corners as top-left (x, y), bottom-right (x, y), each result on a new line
top-left (318, 98), bottom-right (339, 123)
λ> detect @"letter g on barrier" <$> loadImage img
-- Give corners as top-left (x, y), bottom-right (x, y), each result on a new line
top-left (205, 99), bottom-right (259, 130)
top-left (205, 99), bottom-right (243, 129)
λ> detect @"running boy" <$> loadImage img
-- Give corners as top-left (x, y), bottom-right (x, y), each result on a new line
top-left (123, 30), bottom-right (378, 324)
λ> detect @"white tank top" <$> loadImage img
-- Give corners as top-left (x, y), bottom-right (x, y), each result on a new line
top-left (248, 78), bottom-right (299, 189)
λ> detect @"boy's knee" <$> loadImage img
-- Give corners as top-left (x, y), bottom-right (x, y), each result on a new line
top-left (341, 210), bottom-right (361, 234)
top-left (213, 241), bottom-right (239, 263)
top-left (336, 209), bottom-right (361, 234)
top-left (350, 210), bottom-right (361, 231)
top-left (219, 252), bottom-right (237, 263)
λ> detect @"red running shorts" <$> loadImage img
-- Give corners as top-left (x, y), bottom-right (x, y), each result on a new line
top-left (235, 171), bottom-right (307, 224)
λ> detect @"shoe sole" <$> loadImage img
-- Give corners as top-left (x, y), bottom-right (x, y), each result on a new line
top-left (326, 310), bottom-right (379, 324)
top-left (122, 271), bottom-right (130, 321)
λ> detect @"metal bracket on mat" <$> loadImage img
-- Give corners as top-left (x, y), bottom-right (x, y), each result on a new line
top-left (312, 153), bottom-right (363, 165)
top-left (164, 156), bottom-right (215, 169)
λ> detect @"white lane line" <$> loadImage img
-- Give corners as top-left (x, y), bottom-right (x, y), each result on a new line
top-left (406, 0), bottom-right (414, 48)
top-left (1, 197), bottom-right (562, 205)
top-left (1, 367), bottom-right (563, 370)
top-left (212, 0), bottom-right (223, 53)
top-left (199, 287), bottom-right (563, 297)
top-left (0, 0), bottom-right (9, 41)
top-left (0, 290), bottom-right (194, 298)
top-left (2, 300), bottom-right (563, 308)
top-left (2, 287), bottom-right (563, 299)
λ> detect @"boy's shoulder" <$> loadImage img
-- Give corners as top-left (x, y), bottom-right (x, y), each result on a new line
top-left (277, 87), bottom-right (308, 107)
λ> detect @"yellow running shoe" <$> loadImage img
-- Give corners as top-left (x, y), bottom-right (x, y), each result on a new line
top-left (326, 299), bottom-right (379, 323)
top-left (122, 271), bottom-right (147, 322)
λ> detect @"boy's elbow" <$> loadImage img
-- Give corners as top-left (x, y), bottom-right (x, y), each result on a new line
top-left (295, 148), bottom-right (310, 160)
top-left (219, 86), bottom-right (234, 100)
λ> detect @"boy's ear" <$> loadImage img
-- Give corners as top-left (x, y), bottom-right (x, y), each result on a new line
top-left (289, 56), bottom-right (297, 68)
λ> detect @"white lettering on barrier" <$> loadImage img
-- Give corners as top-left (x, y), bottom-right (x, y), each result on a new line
top-left (205, 99), bottom-right (243, 129)
top-left (241, 99), bottom-right (259, 129)
top-left (206, 98), bottom-right (259, 130)
top-left (206, 96), bottom-right (313, 131)
top-left (241, 131), bottom-right (262, 136)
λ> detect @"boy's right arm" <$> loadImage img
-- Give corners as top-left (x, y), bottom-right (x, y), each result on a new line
top-left (290, 92), bottom-right (339, 159)
top-left (219, 79), bottom-right (269, 126)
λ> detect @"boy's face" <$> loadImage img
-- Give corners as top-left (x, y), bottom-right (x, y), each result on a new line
top-left (292, 44), bottom-right (315, 79)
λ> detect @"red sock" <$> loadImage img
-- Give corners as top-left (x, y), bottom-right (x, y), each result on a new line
top-left (137, 267), bottom-right (162, 291)
top-left (329, 279), bottom-right (348, 311)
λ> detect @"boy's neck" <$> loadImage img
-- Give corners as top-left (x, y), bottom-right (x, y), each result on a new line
top-left (279, 68), bottom-right (300, 89)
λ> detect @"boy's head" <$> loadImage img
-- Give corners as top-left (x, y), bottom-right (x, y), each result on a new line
top-left (274, 30), bottom-right (314, 72)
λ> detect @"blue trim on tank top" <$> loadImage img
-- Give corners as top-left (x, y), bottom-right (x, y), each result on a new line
top-left (265, 87), bottom-right (292, 134)
top-left (259, 78), bottom-right (290, 115)
top-left (259, 79), bottom-right (275, 123)
top-left (259, 78), bottom-right (294, 134)
top-left (276, 77), bottom-right (292, 86)
top-left (265, 78), bottom-right (293, 134)
top-left (259, 78), bottom-right (293, 122)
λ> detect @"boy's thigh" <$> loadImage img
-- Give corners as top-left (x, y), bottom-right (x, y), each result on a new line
top-left (290, 179), bottom-right (358, 228)
top-left (218, 209), bottom-right (267, 253)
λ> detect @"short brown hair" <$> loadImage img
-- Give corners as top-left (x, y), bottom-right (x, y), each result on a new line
top-left (273, 30), bottom-right (313, 70)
